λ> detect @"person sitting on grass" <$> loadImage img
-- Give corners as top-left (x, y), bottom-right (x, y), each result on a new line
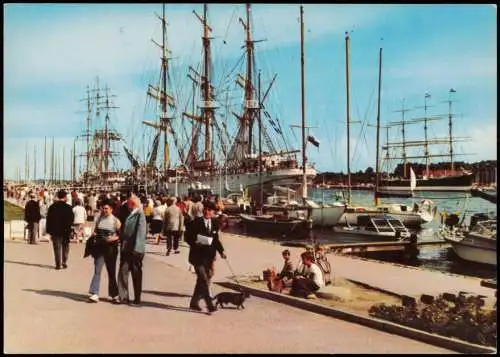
top-left (267, 249), bottom-right (296, 293)
top-left (290, 251), bottom-right (324, 299)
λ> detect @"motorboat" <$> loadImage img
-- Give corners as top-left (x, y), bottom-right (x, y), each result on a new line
top-left (337, 199), bottom-right (436, 228)
top-left (334, 215), bottom-right (412, 240)
top-left (261, 186), bottom-right (346, 227)
top-left (239, 213), bottom-right (309, 239)
top-left (439, 214), bottom-right (497, 266)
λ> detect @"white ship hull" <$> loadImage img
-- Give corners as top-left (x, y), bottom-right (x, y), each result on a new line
top-left (333, 226), bottom-right (410, 239)
top-left (168, 168), bottom-right (317, 197)
top-left (447, 241), bottom-right (497, 266)
top-left (310, 204), bottom-right (346, 227)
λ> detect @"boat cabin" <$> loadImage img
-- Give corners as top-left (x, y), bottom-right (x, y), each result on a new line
top-left (356, 215), bottom-right (411, 237)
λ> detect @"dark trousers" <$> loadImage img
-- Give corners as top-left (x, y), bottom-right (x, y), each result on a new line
top-left (89, 245), bottom-right (119, 297)
top-left (290, 277), bottom-right (319, 298)
top-left (27, 222), bottom-right (39, 244)
top-left (118, 251), bottom-right (144, 303)
top-left (51, 235), bottom-right (70, 268)
top-left (190, 263), bottom-right (215, 309)
top-left (166, 230), bottom-right (180, 251)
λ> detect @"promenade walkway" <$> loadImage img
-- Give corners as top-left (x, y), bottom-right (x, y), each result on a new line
top-left (4, 239), bottom-right (452, 353)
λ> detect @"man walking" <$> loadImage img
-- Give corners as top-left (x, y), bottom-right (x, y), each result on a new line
top-left (163, 197), bottom-right (184, 255)
top-left (24, 192), bottom-right (41, 244)
top-left (185, 201), bottom-right (227, 314)
top-left (46, 190), bottom-right (74, 269)
top-left (118, 195), bottom-right (147, 306)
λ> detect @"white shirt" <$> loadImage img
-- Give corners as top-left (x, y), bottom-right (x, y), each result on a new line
top-left (203, 218), bottom-right (212, 232)
top-left (72, 205), bottom-right (87, 224)
top-left (301, 263), bottom-right (325, 288)
top-left (153, 204), bottom-right (166, 220)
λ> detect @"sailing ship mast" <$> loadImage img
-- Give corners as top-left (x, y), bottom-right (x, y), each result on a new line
top-left (374, 44), bottom-right (383, 205)
top-left (182, 4), bottom-right (216, 172)
top-left (143, 4), bottom-right (176, 176)
top-left (382, 89), bottom-right (468, 179)
top-left (44, 136), bottom-right (47, 185)
top-left (446, 88), bottom-right (457, 171)
top-left (33, 144), bottom-right (36, 183)
top-left (345, 31), bottom-right (352, 205)
top-left (300, 4), bottom-right (307, 205)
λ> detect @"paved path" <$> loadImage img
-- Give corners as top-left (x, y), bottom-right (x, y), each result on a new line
top-left (4, 240), bottom-right (453, 354)
top-left (152, 232), bottom-right (495, 305)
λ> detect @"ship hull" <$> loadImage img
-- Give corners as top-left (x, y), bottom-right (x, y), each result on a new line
top-left (379, 173), bottom-right (474, 193)
top-left (167, 168), bottom-right (317, 197)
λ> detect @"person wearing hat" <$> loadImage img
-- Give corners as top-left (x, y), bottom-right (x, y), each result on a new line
top-left (185, 201), bottom-right (226, 314)
top-left (46, 190), bottom-right (75, 269)
top-left (24, 192), bottom-right (41, 244)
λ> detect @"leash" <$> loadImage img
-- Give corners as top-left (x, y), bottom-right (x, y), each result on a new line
top-left (223, 258), bottom-right (244, 291)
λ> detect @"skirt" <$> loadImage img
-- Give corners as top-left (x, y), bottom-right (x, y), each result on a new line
top-left (150, 219), bottom-right (163, 234)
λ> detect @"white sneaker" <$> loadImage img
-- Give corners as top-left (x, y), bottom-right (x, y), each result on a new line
top-left (88, 294), bottom-right (99, 303)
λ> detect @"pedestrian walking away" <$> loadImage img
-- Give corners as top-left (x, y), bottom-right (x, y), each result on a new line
top-left (117, 195), bottom-right (147, 306)
top-left (185, 201), bottom-right (226, 314)
top-left (72, 199), bottom-right (87, 243)
top-left (84, 199), bottom-right (121, 303)
top-left (163, 196), bottom-right (184, 255)
top-left (24, 192), bottom-right (41, 244)
top-left (46, 190), bottom-right (74, 270)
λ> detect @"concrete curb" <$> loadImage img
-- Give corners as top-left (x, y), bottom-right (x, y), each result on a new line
top-left (216, 281), bottom-right (497, 354)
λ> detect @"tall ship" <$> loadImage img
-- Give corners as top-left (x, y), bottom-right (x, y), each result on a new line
top-left (125, 4), bottom-right (316, 198)
top-left (74, 77), bottom-right (126, 191)
top-left (378, 89), bottom-right (474, 194)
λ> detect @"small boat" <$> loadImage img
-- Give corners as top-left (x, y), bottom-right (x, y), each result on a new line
top-left (338, 200), bottom-right (435, 228)
top-left (262, 186), bottom-right (346, 227)
top-left (470, 187), bottom-right (497, 204)
top-left (334, 215), bottom-right (412, 240)
top-left (439, 215), bottom-right (497, 266)
top-left (239, 213), bottom-right (309, 239)
top-left (220, 192), bottom-right (251, 215)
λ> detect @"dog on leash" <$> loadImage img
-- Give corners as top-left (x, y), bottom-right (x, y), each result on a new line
top-left (213, 291), bottom-right (250, 309)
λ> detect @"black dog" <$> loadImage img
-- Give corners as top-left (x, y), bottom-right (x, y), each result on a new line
top-left (213, 291), bottom-right (250, 309)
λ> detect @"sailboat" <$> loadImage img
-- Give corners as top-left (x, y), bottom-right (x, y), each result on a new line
top-left (240, 5), bottom-right (311, 239)
top-left (125, 4), bottom-right (316, 197)
top-left (378, 88), bottom-right (474, 193)
top-left (73, 77), bottom-right (125, 191)
top-left (338, 37), bottom-right (433, 228)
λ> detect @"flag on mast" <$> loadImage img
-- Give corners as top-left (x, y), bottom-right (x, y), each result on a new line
top-left (307, 134), bottom-right (320, 148)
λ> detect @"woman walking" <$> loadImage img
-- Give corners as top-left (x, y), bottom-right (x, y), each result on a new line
top-left (86, 199), bottom-right (121, 303)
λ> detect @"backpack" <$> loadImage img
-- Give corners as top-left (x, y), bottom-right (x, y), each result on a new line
top-left (315, 256), bottom-right (332, 286)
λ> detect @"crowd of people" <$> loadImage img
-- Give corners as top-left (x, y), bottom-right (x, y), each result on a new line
top-left (6, 183), bottom-right (228, 314)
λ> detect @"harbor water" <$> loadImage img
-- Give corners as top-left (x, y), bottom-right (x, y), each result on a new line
top-left (308, 188), bottom-right (497, 280)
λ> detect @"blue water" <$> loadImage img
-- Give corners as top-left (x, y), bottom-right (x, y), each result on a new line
top-left (308, 188), bottom-right (498, 280)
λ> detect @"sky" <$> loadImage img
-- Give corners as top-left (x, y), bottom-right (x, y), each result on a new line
top-left (3, 3), bottom-right (497, 181)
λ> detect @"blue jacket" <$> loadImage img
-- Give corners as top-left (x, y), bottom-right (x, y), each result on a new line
top-left (120, 208), bottom-right (147, 253)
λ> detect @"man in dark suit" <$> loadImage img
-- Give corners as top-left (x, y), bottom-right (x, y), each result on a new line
top-left (46, 190), bottom-right (74, 269)
top-left (24, 192), bottom-right (41, 244)
top-left (185, 201), bottom-right (226, 314)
